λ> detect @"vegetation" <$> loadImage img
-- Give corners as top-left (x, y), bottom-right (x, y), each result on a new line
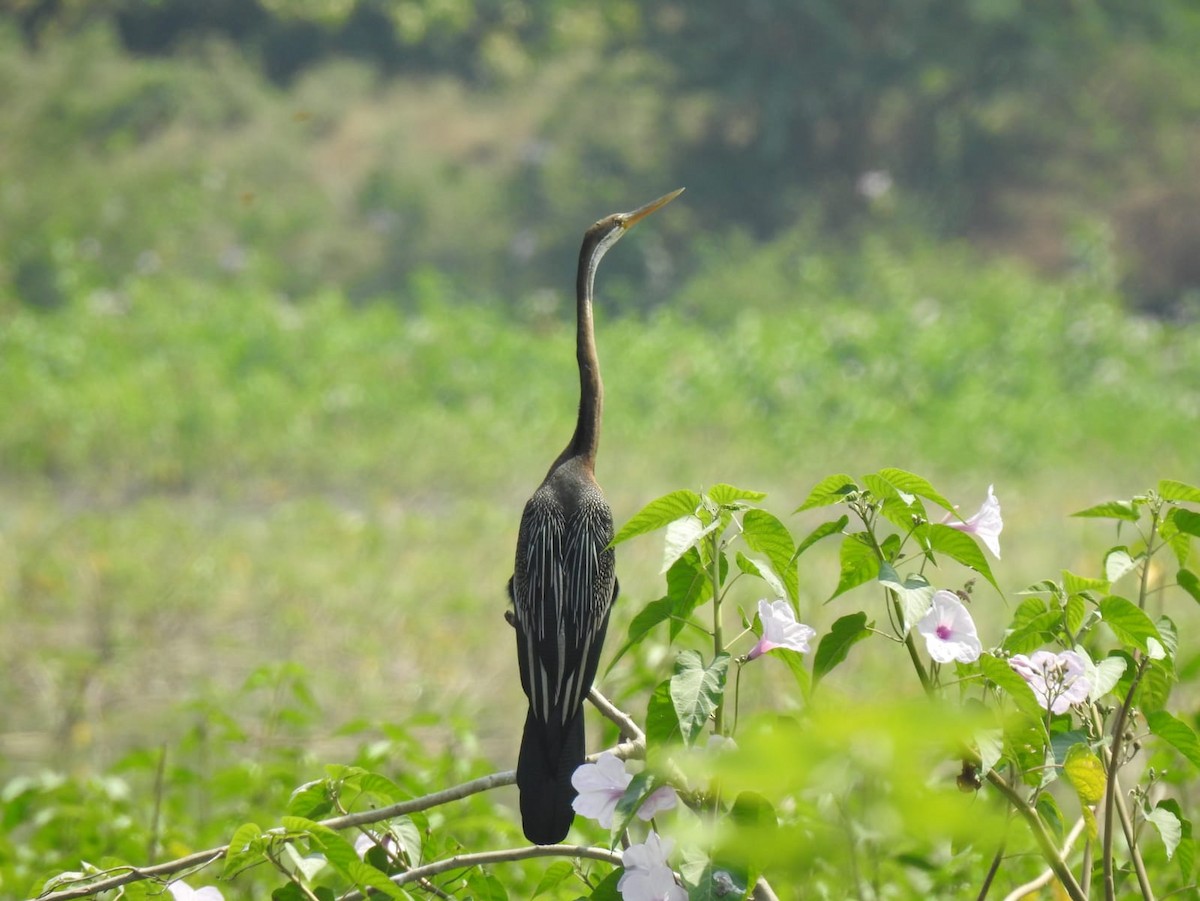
top-left (2, 3), bottom-right (1199, 899)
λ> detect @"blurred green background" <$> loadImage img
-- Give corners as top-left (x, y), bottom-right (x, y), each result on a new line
top-left (1, 0), bottom-right (1198, 869)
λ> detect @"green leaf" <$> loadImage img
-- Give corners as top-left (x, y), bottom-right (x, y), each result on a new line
top-left (735, 551), bottom-right (785, 599)
top-left (1071, 500), bottom-right (1141, 521)
top-left (1169, 507), bottom-right (1200, 539)
top-left (812, 612), bottom-right (871, 686)
top-left (223, 822), bottom-right (265, 878)
top-left (1036, 792), bottom-right (1065, 840)
top-left (355, 773), bottom-right (404, 807)
top-left (1147, 710), bottom-right (1200, 768)
top-left (1002, 607), bottom-right (1066, 655)
top-left (979, 653), bottom-right (1045, 723)
top-left (609, 598), bottom-right (674, 671)
top-left (1104, 548), bottom-right (1139, 584)
top-left (728, 789), bottom-right (776, 864)
top-left (1062, 569), bottom-right (1109, 596)
top-left (611, 490), bottom-right (702, 547)
top-left (532, 861), bottom-right (576, 898)
top-left (1138, 661), bottom-right (1175, 711)
top-left (287, 780), bottom-right (332, 819)
top-left (1157, 798), bottom-right (1194, 879)
top-left (775, 648), bottom-right (811, 697)
top-left (877, 563), bottom-right (934, 632)
top-left (611, 770), bottom-right (660, 842)
top-left (464, 871), bottom-right (507, 901)
top-left (796, 473), bottom-right (858, 511)
top-left (1081, 651), bottom-right (1127, 701)
top-left (874, 467), bottom-right (958, 514)
top-left (1063, 744), bottom-right (1106, 806)
top-left (1178, 568), bottom-right (1200, 605)
top-left (1098, 595), bottom-right (1163, 654)
top-left (661, 514), bottom-right (717, 573)
top-left (793, 515), bottom-right (848, 560)
top-left (915, 523), bottom-right (1000, 592)
top-left (742, 508), bottom-right (799, 602)
top-left (863, 472), bottom-right (927, 531)
top-left (830, 532), bottom-right (879, 600)
top-left (608, 550), bottom-right (712, 670)
top-left (398, 817), bottom-right (424, 866)
top-left (1156, 615), bottom-right (1180, 660)
top-left (281, 817), bottom-right (360, 874)
top-left (708, 484), bottom-right (767, 506)
top-left (663, 549), bottom-right (716, 642)
top-left (670, 651), bottom-right (730, 746)
top-left (1147, 805), bottom-right (1183, 861)
top-left (586, 868), bottom-right (624, 900)
top-left (645, 679), bottom-right (682, 747)
top-left (1160, 479), bottom-right (1200, 504)
top-left (1065, 594), bottom-right (1086, 636)
top-left (281, 842), bottom-right (328, 884)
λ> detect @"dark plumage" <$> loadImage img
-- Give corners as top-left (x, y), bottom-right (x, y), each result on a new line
top-left (508, 189), bottom-right (682, 845)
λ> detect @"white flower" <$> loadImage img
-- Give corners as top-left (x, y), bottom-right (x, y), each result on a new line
top-left (167, 883), bottom-right (224, 901)
top-left (572, 753), bottom-right (677, 828)
top-left (944, 485), bottom-right (1003, 559)
top-left (1009, 650), bottom-right (1091, 715)
top-left (619, 865), bottom-right (688, 901)
top-left (916, 590), bottom-right (982, 664)
top-left (747, 599), bottom-right (816, 660)
top-left (619, 832), bottom-right (686, 901)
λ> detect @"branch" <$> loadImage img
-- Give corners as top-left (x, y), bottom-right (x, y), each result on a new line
top-left (339, 844), bottom-right (623, 901)
top-left (589, 686), bottom-right (645, 743)
top-left (1104, 654), bottom-right (1153, 901)
top-left (1000, 816), bottom-right (1087, 901)
top-left (32, 741), bottom-right (644, 901)
top-left (985, 770), bottom-right (1087, 901)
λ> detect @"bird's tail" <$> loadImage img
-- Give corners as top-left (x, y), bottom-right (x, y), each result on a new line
top-left (517, 707), bottom-right (585, 845)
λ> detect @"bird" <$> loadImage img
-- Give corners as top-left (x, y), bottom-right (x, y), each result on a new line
top-left (508, 189), bottom-right (683, 845)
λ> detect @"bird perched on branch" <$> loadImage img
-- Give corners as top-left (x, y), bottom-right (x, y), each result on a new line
top-left (508, 189), bottom-right (683, 845)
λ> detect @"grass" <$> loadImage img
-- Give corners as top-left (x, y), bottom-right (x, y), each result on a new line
top-left (2, 235), bottom-right (1195, 778)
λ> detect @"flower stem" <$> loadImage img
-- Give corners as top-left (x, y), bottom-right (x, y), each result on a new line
top-left (1103, 654), bottom-right (1153, 901)
top-left (709, 530), bottom-right (726, 734)
top-left (888, 588), bottom-right (932, 695)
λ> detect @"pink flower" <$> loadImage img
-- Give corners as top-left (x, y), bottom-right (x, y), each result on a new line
top-left (747, 599), bottom-right (816, 660)
top-left (1009, 650), bottom-right (1091, 714)
top-left (944, 485), bottom-right (1003, 559)
top-left (619, 832), bottom-right (686, 901)
top-left (916, 590), bottom-right (982, 663)
top-left (572, 753), bottom-right (677, 828)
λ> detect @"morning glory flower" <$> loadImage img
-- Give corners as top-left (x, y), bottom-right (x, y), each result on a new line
top-left (167, 883), bottom-right (224, 901)
top-left (618, 865), bottom-right (688, 901)
top-left (944, 485), bottom-right (1003, 559)
top-left (619, 832), bottom-right (686, 901)
top-left (916, 590), bottom-right (982, 663)
top-left (747, 599), bottom-right (816, 660)
top-left (1009, 650), bottom-right (1091, 715)
top-left (572, 753), bottom-right (677, 827)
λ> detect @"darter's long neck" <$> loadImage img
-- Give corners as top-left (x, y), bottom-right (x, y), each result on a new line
top-left (565, 242), bottom-right (603, 470)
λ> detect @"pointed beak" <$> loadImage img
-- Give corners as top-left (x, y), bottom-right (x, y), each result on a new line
top-left (620, 188), bottom-right (684, 230)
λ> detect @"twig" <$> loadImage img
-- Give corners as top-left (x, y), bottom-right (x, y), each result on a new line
top-left (32, 741), bottom-right (644, 901)
top-left (1000, 816), bottom-right (1087, 901)
top-left (338, 844), bottom-right (624, 901)
top-left (985, 770), bottom-right (1087, 901)
top-left (752, 876), bottom-right (780, 901)
top-left (1104, 655), bottom-right (1153, 901)
top-left (589, 686), bottom-right (645, 743)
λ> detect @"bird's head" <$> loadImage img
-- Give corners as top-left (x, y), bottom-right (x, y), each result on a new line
top-left (582, 188), bottom-right (684, 269)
